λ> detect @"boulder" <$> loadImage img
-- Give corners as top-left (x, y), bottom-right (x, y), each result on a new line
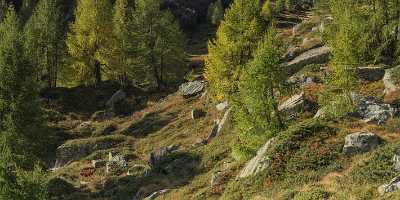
top-left (216, 101), bottom-right (229, 111)
top-left (283, 38), bottom-right (322, 62)
top-left (54, 138), bottom-right (121, 168)
top-left (127, 164), bottom-right (150, 176)
top-left (354, 96), bottom-right (395, 124)
top-left (378, 176), bottom-right (400, 195)
top-left (179, 81), bottom-right (205, 98)
top-left (343, 132), bottom-right (382, 156)
top-left (237, 138), bottom-right (275, 178)
top-left (393, 149), bottom-right (400, 172)
top-left (283, 47), bottom-right (331, 77)
top-left (357, 66), bottom-right (385, 82)
top-left (278, 93), bottom-right (311, 116)
top-left (149, 145), bottom-right (180, 169)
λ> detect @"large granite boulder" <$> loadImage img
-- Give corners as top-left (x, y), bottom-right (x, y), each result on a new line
top-left (237, 138), bottom-right (275, 178)
top-left (343, 132), bottom-right (382, 156)
top-left (378, 176), bottom-right (400, 195)
top-left (283, 38), bottom-right (322, 62)
top-left (383, 66), bottom-right (400, 95)
top-left (283, 47), bottom-right (331, 77)
top-left (354, 96), bottom-right (395, 125)
top-left (206, 108), bottom-right (231, 142)
top-left (179, 81), bottom-right (205, 98)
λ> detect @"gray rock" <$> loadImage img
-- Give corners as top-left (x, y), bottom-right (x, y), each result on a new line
top-left (106, 153), bottom-right (128, 174)
top-left (91, 159), bottom-right (106, 168)
top-left (179, 81), bottom-right (205, 98)
top-left (288, 75), bottom-right (321, 86)
top-left (283, 38), bottom-right (322, 62)
top-left (206, 108), bottom-right (231, 142)
top-left (143, 189), bottom-right (171, 200)
top-left (378, 176), bottom-right (400, 195)
top-left (343, 132), bottom-right (382, 156)
top-left (149, 145), bottom-right (180, 169)
top-left (237, 138), bottom-right (275, 178)
top-left (278, 93), bottom-right (311, 116)
top-left (354, 96), bottom-right (395, 124)
top-left (127, 164), bottom-right (150, 176)
top-left (283, 47), bottom-right (331, 77)
top-left (357, 66), bottom-right (385, 82)
top-left (216, 101), bottom-right (229, 111)
top-left (393, 149), bottom-right (400, 172)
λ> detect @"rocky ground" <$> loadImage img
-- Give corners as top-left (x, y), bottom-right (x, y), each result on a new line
top-left (43, 5), bottom-right (400, 200)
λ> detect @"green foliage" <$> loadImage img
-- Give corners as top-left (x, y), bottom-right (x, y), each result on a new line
top-left (384, 117), bottom-right (400, 132)
top-left (232, 30), bottom-right (286, 161)
top-left (24, 0), bottom-right (65, 88)
top-left (261, 0), bottom-right (273, 21)
top-left (207, 0), bottom-right (224, 26)
top-left (67, 0), bottom-right (113, 86)
top-left (292, 185), bottom-right (331, 200)
top-left (205, 0), bottom-right (265, 101)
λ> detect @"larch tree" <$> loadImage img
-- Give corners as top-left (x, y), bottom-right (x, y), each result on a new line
top-left (205, 0), bottom-right (264, 101)
top-left (67, 0), bottom-right (113, 86)
top-left (24, 0), bottom-right (64, 88)
top-left (207, 0), bottom-right (224, 26)
top-left (232, 30), bottom-right (286, 161)
top-left (133, 0), bottom-right (186, 90)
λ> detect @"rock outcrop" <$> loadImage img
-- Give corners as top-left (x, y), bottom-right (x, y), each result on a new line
top-left (54, 137), bottom-right (123, 168)
top-left (378, 176), bottom-right (400, 195)
top-left (237, 138), bottom-right (275, 178)
top-left (283, 47), bottom-right (331, 76)
top-left (383, 66), bottom-right (400, 95)
top-left (149, 145), bottom-right (180, 169)
top-left (279, 93), bottom-right (312, 116)
top-left (206, 108), bottom-right (231, 142)
top-left (357, 66), bottom-right (386, 82)
top-left (179, 81), bottom-right (205, 98)
top-left (343, 132), bottom-right (382, 156)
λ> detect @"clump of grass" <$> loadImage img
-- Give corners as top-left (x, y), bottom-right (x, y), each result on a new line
top-left (384, 118), bottom-right (400, 133)
top-left (292, 185), bottom-right (331, 200)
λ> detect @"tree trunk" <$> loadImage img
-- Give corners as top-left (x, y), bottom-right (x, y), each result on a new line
top-left (94, 60), bottom-right (102, 87)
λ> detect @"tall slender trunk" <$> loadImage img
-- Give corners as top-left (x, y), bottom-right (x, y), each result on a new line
top-left (94, 60), bottom-right (102, 87)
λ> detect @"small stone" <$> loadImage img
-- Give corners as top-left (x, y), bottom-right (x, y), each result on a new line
top-left (191, 109), bottom-right (205, 119)
top-left (393, 149), bottom-right (400, 171)
top-left (216, 101), bottom-right (229, 111)
top-left (378, 176), bottom-right (400, 195)
top-left (179, 81), bottom-right (205, 98)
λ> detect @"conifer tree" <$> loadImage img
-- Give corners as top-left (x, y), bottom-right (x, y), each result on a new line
top-left (207, 0), bottom-right (224, 26)
top-left (133, 0), bottom-right (186, 90)
top-left (67, 0), bottom-right (113, 86)
top-left (24, 0), bottom-right (64, 88)
top-left (205, 0), bottom-right (264, 101)
top-left (0, 8), bottom-right (48, 200)
top-left (232, 30), bottom-right (286, 161)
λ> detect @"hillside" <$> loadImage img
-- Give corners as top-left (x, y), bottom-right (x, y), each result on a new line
top-left (3, 0), bottom-right (400, 200)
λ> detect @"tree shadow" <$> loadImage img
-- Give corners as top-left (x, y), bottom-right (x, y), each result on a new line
top-left (122, 110), bottom-right (179, 138)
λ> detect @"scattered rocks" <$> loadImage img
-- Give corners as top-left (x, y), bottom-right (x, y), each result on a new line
top-left (378, 176), bottom-right (400, 195)
top-left (149, 145), bottom-right (180, 169)
top-left (179, 80), bottom-right (205, 98)
top-left (283, 47), bottom-right (331, 77)
top-left (357, 66), bottom-right (386, 82)
top-left (106, 153), bottom-right (128, 174)
top-left (354, 96), bottom-right (395, 124)
top-left (216, 101), bottom-right (229, 111)
top-left (237, 138), bottom-right (275, 178)
top-left (343, 132), bottom-right (382, 156)
top-left (279, 92), bottom-right (312, 116)
top-left (191, 109), bottom-right (206, 119)
top-left (91, 159), bottom-right (106, 168)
